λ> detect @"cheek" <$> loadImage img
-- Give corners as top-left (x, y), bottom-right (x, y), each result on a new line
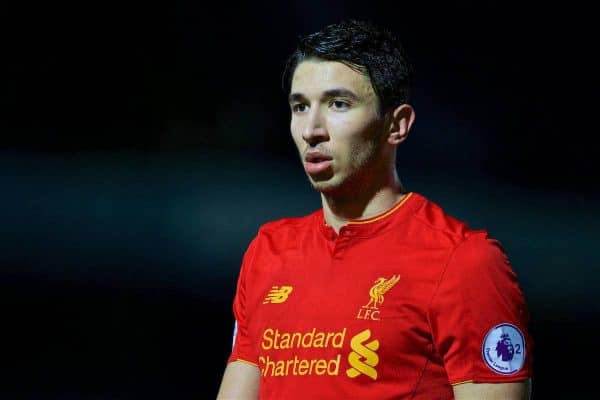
top-left (290, 119), bottom-right (302, 141)
top-left (329, 112), bottom-right (375, 140)
top-left (331, 121), bottom-right (372, 151)
top-left (291, 122), bottom-right (301, 134)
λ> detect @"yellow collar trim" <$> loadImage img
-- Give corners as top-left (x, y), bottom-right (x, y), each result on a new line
top-left (347, 192), bottom-right (413, 225)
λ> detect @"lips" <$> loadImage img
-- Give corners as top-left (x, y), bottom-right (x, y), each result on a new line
top-left (304, 151), bottom-right (333, 175)
top-left (305, 152), bottom-right (332, 163)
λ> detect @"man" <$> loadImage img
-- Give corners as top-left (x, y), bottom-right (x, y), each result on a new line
top-left (217, 19), bottom-right (533, 399)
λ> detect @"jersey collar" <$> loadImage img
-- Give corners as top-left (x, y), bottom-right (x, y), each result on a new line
top-left (319, 192), bottom-right (419, 239)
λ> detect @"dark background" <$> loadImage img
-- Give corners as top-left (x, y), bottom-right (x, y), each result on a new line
top-left (2, 1), bottom-right (598, 398)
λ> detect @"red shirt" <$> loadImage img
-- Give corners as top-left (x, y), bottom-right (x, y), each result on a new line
top-left (228, 192), bottom-right (533, 399)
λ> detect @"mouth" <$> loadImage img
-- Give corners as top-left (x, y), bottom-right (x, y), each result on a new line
top-left (303, 152), bottom-right (333, 175)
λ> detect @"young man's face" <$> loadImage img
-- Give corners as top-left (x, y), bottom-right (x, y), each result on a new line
top-left (289, 59), bottom-right (387, 195)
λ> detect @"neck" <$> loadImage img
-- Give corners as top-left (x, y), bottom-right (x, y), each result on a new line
top-left (321, 169), bottom-right (406, 233)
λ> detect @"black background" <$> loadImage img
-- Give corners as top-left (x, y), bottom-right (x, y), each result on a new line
top-left (2, 1), bottom-right (598, 398)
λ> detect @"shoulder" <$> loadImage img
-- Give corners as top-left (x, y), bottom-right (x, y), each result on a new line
top-left (409, 192), bottom-right (490, 249)
top-left (258, 210), bottom-right (320, 231)
top-left (240, 210), bottom-right (321, 263)
top-left (249, 209), bottom-right (322, 247)
top-left (257, 209), bottom-right (321, 234)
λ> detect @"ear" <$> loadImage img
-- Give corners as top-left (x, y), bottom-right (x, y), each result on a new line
top-left (387, 104), bottom-right (415, 145)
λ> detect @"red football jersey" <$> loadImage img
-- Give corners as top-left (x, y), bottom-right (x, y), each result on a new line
top-left (228, 192), bottom-right (533, 399)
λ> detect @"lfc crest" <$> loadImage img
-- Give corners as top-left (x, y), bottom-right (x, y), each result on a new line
top-left (356, 275), bottom-right (400, 321)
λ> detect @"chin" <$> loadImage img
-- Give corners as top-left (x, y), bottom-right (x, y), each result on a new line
top-left (309, 176), bottom-right (346, 195)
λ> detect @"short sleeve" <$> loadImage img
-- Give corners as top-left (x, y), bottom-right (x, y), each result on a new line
top-left (428, 232), bottom-right (533, 384)
top-left (227, 236), bottom-right (259, 365)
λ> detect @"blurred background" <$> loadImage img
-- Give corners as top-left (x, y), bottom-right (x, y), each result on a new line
top-left (2, 1), bottom-right (598, 398)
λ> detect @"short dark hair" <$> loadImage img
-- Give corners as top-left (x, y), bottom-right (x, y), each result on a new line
top-left (282, 19), bottom-right (413, 114)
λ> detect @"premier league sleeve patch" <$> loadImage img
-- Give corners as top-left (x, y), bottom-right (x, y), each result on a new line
top-left (482, 323), bottom-right (526, 375)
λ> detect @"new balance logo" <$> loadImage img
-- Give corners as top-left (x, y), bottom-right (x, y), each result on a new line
top-left (263, 285), bottom-right (293, 304)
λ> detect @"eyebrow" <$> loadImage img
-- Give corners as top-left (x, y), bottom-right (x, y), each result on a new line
top-left (288, 88), bottom-right (360, 105)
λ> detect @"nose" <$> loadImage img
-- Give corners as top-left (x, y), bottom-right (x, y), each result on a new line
top-left (302, 107), bottom-right (329, 146)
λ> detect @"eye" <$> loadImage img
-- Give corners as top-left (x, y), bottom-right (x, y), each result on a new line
top-left (292, 103), bottom-right (308, 113)
top-left (331, 100), bottom-right (350, 110)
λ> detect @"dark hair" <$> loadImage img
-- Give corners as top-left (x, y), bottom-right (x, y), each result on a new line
top-left (282, 19), bottom-right (413, 114)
